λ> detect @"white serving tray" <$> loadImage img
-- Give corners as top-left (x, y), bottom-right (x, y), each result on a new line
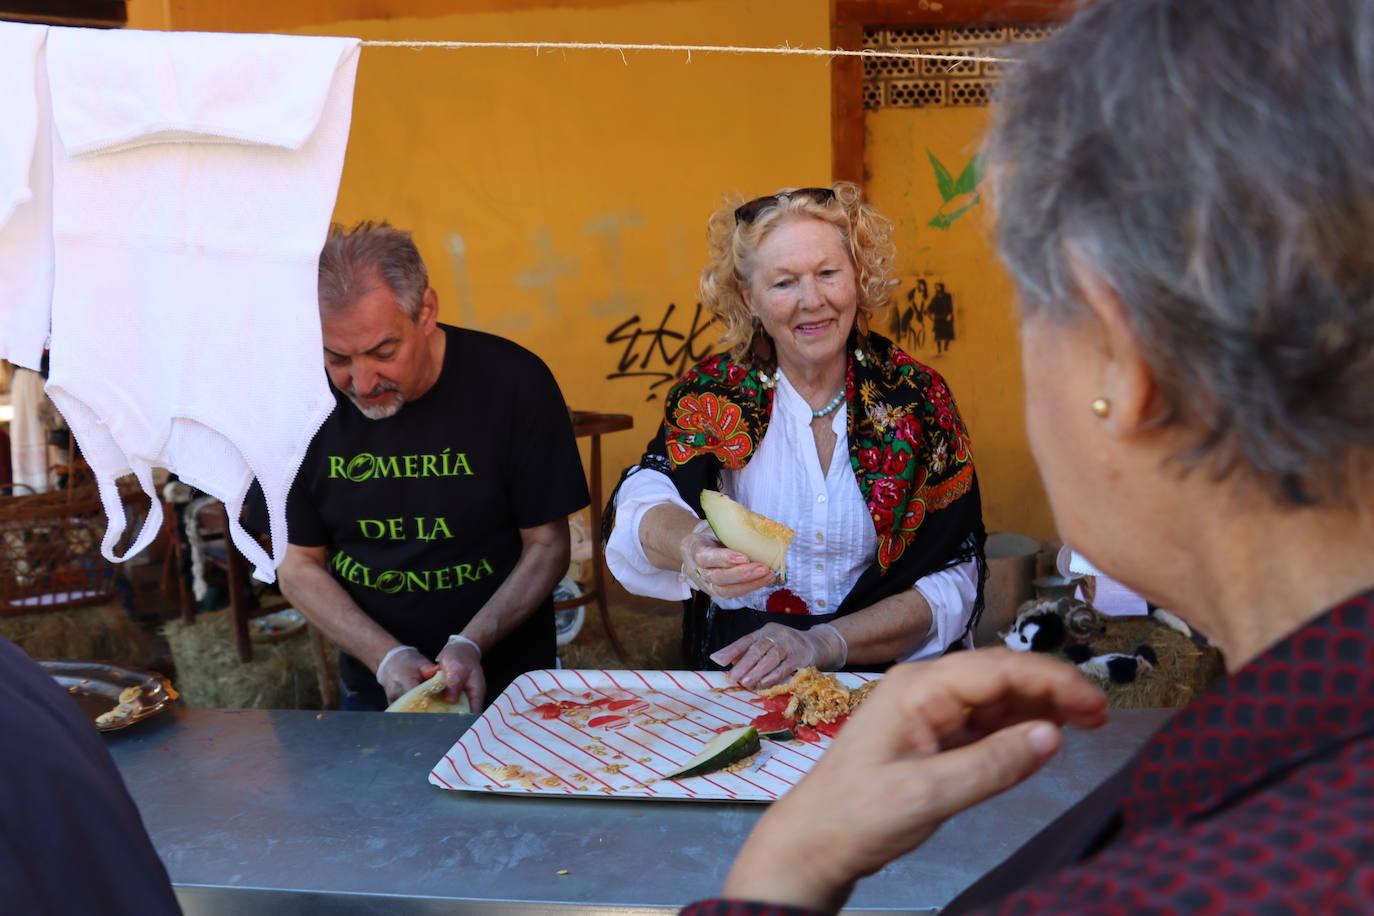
top-left (428, 668), bottom-right (876, 802)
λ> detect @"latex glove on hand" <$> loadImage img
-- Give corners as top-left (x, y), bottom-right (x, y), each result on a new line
top-left (722, 649), bottom-right (1110, 912)
top-left (710, 622), bottom-right (848, 689)
top-left (679, 519), bottom-right (776, 599)
top-left (434, 634), bottom-right (485, 712)
top-left (376, 645), bottom-right (432, 703)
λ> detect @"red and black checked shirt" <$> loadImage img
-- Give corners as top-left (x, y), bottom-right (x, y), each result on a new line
top-left (682, 588), bottom-right (1374, 916)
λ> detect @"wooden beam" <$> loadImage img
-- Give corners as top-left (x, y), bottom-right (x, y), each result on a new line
top-left (835, 0), bottom-right (1077, 25)
top-left (831, 12), bottom-right (866, 185)
top-left (0, 1), bottom-right (126, 27)
top-left (830, 0), bottom-right (1079, 190)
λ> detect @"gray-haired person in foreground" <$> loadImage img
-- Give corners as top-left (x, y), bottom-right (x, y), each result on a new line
top-left (682, 0), bottom-right (1374, 913)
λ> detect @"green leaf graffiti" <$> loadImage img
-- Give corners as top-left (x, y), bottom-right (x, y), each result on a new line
top-left (926, 149), bottom-right (984, 230)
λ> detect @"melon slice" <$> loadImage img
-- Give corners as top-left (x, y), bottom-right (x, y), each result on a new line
top-left (385, 671), bottom-right (471, 714)
top-left (665, 725), bottom-right (761, 779)
top-left (700, 489), bottom-right (794, 575)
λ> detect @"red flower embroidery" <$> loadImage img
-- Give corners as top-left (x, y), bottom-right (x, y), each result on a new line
top-left (765, 589), bottom-right (809, 615)
top-left (881, 448), bottom-right (909, 476)
top-left (666, 393), bottom-right (754, 468)
top-left (890, 349), bottom-right (917, 368)
top-left (857, 447), bottom-right (881, 471)
top-left (935, 406), bottom-right (955, 432)
top-left (725, 363), bottom-right (747, 385)
top-left (871, 478), bottom-right (906, 509)
top-left (896, 414), bottom-right (923, 446)
top-left (870, 506), bottom-right (894, 534)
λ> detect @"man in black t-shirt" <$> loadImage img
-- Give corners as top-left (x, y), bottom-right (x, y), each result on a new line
top-left (276, 222), bottom-right (588, 711)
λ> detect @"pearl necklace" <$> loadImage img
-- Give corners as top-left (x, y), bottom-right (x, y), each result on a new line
top-left (811, 388), bottom-right (846, 419)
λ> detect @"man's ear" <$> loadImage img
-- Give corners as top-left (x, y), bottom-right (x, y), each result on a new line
top-left (1068, 253), bottom-right (1163, 434)
top-left (418, 287), bottom-right (439, 332)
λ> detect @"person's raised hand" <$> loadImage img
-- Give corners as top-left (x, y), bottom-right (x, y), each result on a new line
top-left (435, 635), bottom-right (486, 712)
top-left (375, 645), bottom-right (432, 704)
top-left (722, 649), bottom-right (1109, 912)
top-left (710, 622), bottom-right (847, 688)
top-left (679, 520), bottom-right (775, 599)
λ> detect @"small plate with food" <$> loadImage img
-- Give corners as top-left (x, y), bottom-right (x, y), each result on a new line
top-left (39, 659), bottom-right (179, 732)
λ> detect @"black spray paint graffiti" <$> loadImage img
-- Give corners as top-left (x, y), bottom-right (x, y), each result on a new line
top-left (605, 302), bottom-right (718, 401)
top-left (892, 278), bottom-right (957, 354)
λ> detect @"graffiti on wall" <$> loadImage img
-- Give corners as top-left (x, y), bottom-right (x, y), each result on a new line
top-left (605, 302), bottom-right (718, 401)
top-left (892, 277), bottom-right (957, 354)
top-left (926, 150), bottom-right (984, 231)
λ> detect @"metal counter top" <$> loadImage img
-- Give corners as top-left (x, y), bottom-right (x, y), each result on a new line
top-left (107, 706), bottom-right (1174, 914)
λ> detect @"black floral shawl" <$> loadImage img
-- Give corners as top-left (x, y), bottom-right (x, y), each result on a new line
top-left (606, 331), bottom-right (986, 666)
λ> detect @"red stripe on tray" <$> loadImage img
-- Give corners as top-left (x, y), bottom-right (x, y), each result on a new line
top-left (454, 742), bottom-right (503, 789)
top-left (506, 681), bottom-right (650, 794)
top-left (431, 766), bottom-right (454, 789)
top-left (468, 716), bottom-right (581, 794)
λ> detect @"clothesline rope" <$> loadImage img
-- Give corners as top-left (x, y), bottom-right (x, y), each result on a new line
top-left (361, 39), bottom-right (1011, 66)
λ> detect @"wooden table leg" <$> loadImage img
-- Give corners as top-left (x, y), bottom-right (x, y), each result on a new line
top-left (309, 623), bottom-right (339, 709)
top-left (588, 433), bottom-right (630, 664)
top-left (221, 503), bottom-right (254, 663)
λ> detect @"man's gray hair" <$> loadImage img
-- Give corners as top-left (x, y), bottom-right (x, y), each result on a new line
top-left (984, 0), bottom-right (1374, 505)
top-left (318, 221), bottom-right (429, 320)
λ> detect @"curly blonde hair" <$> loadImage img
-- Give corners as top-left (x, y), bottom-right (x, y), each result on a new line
top-left (699, 181), bottom-right (897, 362)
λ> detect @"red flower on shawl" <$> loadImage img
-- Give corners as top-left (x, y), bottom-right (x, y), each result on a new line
top-left (935, 406), bottom-right (956, 432)
top-left (667, 393), bottom-right (754, 468)
top-left (724, 363), bottom-right (747, 385)
top-left (870, 506), bottom-right (895, 534)
top-left (895, 414), bottom-right (923, 447)
top-left (857, 447), bottom-right (881, 471)
top-left (881, 448), bottom-right (909, 476)
top-left (871, 478), bottom-right (906, 509)
top-left (765, 589), bottom-right (809, 615)
top-left (890, 349), bottom-right (918, 368)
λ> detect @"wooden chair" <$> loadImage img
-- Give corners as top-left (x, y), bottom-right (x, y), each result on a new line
top-left (559, 411), bottom-right (635, 663)
top-left (168, 497), bottom-right (338, 708)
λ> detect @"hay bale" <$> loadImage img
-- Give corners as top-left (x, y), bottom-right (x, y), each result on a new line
top-left (163, 609), bottom-right (336, 709)
top-left (0, 602), bottom-right (154, 668)
top-left (1078, 615), bottom-right (1226, 709)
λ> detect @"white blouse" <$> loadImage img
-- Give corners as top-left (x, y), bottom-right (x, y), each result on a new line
top-left (605, 370), bottom-right (978, 661)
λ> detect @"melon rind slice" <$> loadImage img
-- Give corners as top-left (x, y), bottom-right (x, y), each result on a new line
top-left (384, 671), bottom-right (472, 714)
top-left (699, 489), bottom-right (794, 575)
top-left (665, 725), bottom-right (760, 779)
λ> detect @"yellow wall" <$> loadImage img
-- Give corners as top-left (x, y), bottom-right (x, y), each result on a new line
top-left (128, 0), bottom-right (833, 502)
top-left (126, 0), bottom-right (1048, 538)
top-left (867, 106), bottom-right (1053, 539)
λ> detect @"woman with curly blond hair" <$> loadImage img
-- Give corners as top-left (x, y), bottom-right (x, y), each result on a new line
top-left (605, 182), bottom-right (986, 685)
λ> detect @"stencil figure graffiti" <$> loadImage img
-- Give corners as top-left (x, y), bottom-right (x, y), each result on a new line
top-left (605, 302), bottom-right (718, 401)
top-left (893, 279), bottom-right (929, 350)
top-left (929, 282), bottom-right (955, 353)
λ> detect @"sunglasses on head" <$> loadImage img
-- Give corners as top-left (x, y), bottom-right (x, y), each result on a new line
top-left (733, 187), bottom-right (836, 224)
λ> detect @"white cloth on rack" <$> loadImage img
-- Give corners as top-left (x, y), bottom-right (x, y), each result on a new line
top-left (0, 21), bottom-right (53, 371)
top-left (42, 28), bottom-right (360, 580)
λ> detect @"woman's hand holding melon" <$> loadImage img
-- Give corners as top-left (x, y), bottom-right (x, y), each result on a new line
top-left (679, 520), bottom-right (776, 598)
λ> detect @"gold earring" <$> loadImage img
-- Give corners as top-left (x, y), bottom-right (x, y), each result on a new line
top-left (1091, 398), bottom-right (1111, 418)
